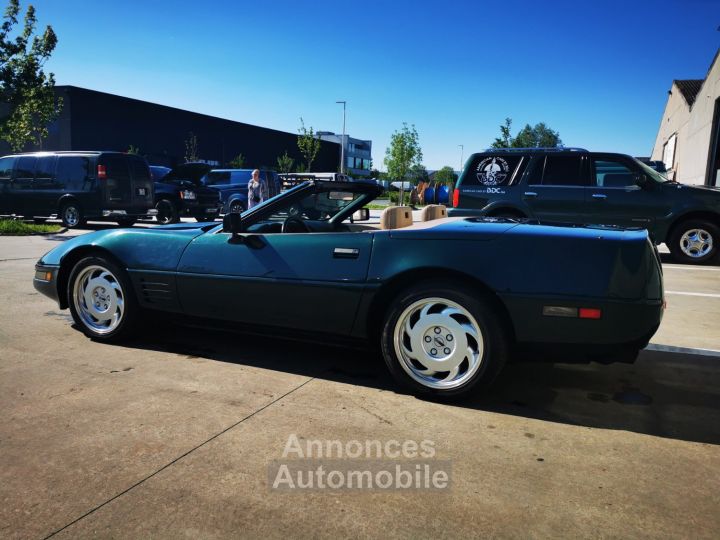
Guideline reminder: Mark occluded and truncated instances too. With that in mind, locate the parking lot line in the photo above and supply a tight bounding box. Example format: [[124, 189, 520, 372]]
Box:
[[665, 290, 720, 298]]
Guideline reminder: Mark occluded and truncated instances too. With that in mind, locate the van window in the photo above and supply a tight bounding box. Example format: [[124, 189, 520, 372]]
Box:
[[103, 155, 130, 181], [14, 156, 37, 181], [231, 171, 251, 185], [130, 158, 150, 181], [462, 155, 524, 186], [0, 156, 16, 179], [204, 171, 231, 185], [35, 156, 57, 183], [57, 156, 91, 190]]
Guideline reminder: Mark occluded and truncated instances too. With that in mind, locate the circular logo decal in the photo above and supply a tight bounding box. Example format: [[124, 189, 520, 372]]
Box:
[[476, 157, 510, 186]]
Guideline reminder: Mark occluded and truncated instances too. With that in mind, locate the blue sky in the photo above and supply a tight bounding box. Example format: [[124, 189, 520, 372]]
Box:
[[28, 0, 720, 169]]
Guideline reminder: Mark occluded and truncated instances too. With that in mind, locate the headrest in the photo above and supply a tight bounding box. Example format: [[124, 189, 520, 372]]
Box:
[[380, 206, 413, 230]]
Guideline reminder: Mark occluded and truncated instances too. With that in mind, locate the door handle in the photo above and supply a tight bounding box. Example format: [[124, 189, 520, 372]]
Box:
[[333, 248, 359, 259], [591, 193, 607, 200], [523, 192, 538, 198]]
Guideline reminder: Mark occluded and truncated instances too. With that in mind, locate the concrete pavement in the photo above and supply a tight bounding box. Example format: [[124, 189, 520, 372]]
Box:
[[0, 227, 719, 538]]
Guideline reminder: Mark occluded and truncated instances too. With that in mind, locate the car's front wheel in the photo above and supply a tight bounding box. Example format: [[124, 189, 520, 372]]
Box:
[[380, 280, 508, 400], [669, 219, 719, 264], [67, 256, 140, 341]]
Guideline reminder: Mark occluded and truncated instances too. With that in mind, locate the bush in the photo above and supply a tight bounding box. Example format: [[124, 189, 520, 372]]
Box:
[[389, 191, 412, 206]]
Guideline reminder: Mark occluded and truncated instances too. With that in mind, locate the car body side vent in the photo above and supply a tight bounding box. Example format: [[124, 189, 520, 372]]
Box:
[[129, 272, 182, 312]]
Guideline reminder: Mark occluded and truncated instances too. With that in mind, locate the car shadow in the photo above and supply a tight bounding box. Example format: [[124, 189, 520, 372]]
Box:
[[112, 321, 720, 446]]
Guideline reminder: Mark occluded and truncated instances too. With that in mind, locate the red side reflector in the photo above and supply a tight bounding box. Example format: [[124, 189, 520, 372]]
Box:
[[452, 188, 459, 208], [579, 308, 602, 320], [97, 165, 107, 179]]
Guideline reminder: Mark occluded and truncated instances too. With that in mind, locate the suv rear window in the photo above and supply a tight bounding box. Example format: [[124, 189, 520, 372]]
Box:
[[528, 155, 585, 186], [461, 155, 524, 186]]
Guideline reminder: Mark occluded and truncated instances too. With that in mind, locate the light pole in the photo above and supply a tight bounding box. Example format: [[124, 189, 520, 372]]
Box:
[[458, 144, 464, 174], [336, 100, 346, 174]]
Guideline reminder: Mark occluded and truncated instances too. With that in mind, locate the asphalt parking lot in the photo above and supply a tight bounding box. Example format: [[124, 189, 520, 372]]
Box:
[[1, 222, 719, 539]]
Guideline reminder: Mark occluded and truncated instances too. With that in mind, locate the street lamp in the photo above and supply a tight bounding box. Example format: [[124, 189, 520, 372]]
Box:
[[458, 144, 464, 174], [336, 100, 346, 174]]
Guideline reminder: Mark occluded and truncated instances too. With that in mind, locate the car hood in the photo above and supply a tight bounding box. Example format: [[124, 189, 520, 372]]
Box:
[[664, 182, 720, 196], [38, 225, 212, 271]]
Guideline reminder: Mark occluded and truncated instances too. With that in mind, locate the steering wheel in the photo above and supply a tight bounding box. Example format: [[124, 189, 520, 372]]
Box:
[[282, 216, 310, 233]]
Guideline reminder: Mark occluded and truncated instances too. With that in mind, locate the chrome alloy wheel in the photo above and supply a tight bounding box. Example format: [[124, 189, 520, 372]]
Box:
[[680, 228, 713, 259], [72, 265, 125, 334], [393, 297, 484, 389], [63, 205, 80, 227]]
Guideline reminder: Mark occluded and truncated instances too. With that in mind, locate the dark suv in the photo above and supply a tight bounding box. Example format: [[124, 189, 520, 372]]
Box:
[[450, 148, 720, 264], [150, 163, 221, 224], [202, 169, 281, 213], [0, 151, 155, 227]]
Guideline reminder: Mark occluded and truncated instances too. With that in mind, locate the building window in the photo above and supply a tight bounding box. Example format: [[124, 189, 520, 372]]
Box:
[[347, 156, 354, 169], [663, 134, 677, 170]]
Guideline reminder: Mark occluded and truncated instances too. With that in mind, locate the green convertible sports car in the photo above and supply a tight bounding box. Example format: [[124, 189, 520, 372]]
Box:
[[34, 179, 665, 399]]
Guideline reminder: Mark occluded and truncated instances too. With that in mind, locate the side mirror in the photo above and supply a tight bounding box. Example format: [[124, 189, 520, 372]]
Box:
[[352, 207, 370, 222], [223, 212, 244, 235], [636, 173, 649, 188]]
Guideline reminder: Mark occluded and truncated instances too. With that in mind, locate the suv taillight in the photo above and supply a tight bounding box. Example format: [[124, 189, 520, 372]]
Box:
[[452, 188, 459, 208], [97, 165, 107, 179]]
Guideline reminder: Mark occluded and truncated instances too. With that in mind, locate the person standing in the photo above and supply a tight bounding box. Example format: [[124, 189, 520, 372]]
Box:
[[247, 169, 266, 209]]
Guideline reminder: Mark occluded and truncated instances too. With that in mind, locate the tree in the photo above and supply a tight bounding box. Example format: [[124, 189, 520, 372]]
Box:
[[184, 132, 199, 162], [127, 144, 140, 155], [276, 151, 294, 173], [491, 118, 562, 148], [384, 123, 423, 204], [228, 153, 245, 168], [297, 118, 321, 172], [0, 0, 61, 151], [434, 166, 457, 185], [409, 163, 429, 184]]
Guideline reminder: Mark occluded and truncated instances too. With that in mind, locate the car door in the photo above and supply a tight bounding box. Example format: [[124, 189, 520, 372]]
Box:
[[12, 155, 38, 217], [521, 154, 589, 224], [0, 156, 17, 214], [586, 154, 670, 235], [176, 230, 373, 335], [31, 155, 58, 216]]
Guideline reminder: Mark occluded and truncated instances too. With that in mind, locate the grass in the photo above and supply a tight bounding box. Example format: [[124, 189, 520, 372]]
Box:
[[0, 218, 63, 235]]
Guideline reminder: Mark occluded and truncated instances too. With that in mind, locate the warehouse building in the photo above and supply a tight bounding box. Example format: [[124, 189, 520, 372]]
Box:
[[651, 49, 720, 186], [4, 86, 342, 171]]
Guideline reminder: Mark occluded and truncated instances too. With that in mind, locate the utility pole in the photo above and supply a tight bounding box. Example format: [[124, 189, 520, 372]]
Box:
[[458, 144, 464, 174], [336, 101, 346, 174]]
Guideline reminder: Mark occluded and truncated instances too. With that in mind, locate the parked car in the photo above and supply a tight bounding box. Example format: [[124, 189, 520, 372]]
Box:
[[33, 179, 663, 400], [279, 172, 352, 189], [149, 163, 221, 224], [449, 147, 720, 264], [203, 169, 281, 213], [0, 151, 156, 227]]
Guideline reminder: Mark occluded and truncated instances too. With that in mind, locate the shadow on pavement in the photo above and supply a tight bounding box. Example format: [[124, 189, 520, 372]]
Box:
[[110, 321, 720, 446]]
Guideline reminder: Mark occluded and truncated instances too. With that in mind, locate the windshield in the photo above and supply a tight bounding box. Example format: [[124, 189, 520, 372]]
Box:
[[635, 159, 672, 183]]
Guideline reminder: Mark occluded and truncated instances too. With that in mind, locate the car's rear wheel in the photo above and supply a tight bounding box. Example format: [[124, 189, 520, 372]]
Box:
[[67, 256, 139, 341], [380, 280, 508, 400], [60, 202, 85, 228], [155, 199, 179, 224], [669, 219, 719, 264]]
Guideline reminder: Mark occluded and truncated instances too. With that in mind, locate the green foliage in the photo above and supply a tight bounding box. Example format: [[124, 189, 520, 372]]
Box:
[[389, 191, 411, 206], [297, 118, 321, 172], [276, 151, 294, 173], [127, 144, 140, 155], [0, 0, 61, 151], [384, 123, 423, 184], [409, 163, 429, 184], [434, 166, 457, 185], [184, 132, 199, 162], [491, 118, 562, 149], [0, 217, 61, 235], [228, 153, 245, 168]]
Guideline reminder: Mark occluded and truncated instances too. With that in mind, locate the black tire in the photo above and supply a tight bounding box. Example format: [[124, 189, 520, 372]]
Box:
[[668, 219, 720, 264], [155, 199, 179, 224], [117, 218, 136, 227], [67, 256, 140, 342], [229, 200, 245, 214], [380, 279, 508, 400], [60, 201, 85, 228]]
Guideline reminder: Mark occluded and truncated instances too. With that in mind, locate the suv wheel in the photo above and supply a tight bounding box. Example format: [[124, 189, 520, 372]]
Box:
[[60, 202, 85, 228], [669, 219, 719, 264], [67, 256, 140, 341], [155, 199, 179, 224], [380, 280, 508, 400]]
